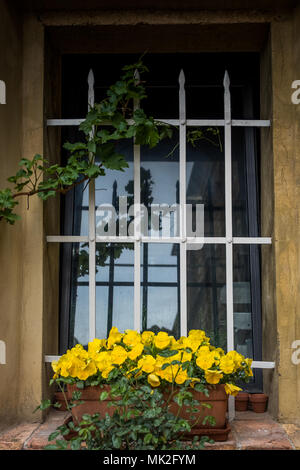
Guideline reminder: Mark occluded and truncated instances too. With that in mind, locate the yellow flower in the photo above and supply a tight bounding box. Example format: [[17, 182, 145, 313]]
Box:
[[224, 383, 242, 396], [123, 330, 141, 348], [244, 358, 253, 377], [227, 350, 243, 368], [219, 356, 235, 374], [107, 327, 123, 349], [154, 332, 171, 350], [75, 360, 97, 381], [102, 366, 114, 379], [128, 343, 144, 361], [197, 345, 210, 355], [159, 365, 175, 383], [88, 338, 106, 356], [174, 368, 189, 385], [141, 331, 155, 345], [196, 352, 215, 371], [205, 369, 223, 384], [148, 374, 161, 387], [138, 355, 156, 373], [94, 351, 112, 371], [52, 360, 59, 374], [111, 345, 128, 365]]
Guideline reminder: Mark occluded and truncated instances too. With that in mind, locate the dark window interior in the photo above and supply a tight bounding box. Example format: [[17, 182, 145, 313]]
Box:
[[59, 53, 262, 391]]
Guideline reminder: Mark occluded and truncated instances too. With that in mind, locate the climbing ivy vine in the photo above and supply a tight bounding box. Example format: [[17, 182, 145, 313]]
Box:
[[0, 59, 221, 225]]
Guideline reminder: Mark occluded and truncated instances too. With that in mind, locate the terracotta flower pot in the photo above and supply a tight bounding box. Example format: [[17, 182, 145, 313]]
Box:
[[249, 393, 268, 413], [67, 384, 119, 423], [235, 392, 249, 411], [166, 384, 228, 429]]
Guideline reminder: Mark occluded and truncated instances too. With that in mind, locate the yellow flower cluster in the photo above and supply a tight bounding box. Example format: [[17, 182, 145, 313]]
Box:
[[52, 327, 253, 396]]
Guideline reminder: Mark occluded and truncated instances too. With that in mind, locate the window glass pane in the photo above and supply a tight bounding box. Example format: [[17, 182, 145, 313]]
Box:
[[233, 245, 257, 359], [232, 127, 251, 237], [61, 128, 89, 236], [186, 127, 225, 237], [69, 242, 89, 348], [141, 138, 179, 238], [187, 244, 226, 351], [141, 243, 180, 337], [96, 243, 134, 339], [95, 137, 134, 238]]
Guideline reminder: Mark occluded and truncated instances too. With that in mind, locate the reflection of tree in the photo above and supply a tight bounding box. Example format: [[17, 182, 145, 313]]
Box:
[[76, 168, 155, 279]]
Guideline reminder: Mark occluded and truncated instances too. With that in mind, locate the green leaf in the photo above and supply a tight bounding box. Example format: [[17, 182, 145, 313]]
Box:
[[48, 430, 60, 441], [112, 435, 122, 449], [144, 433, 153, 445], [100, 391, 109, 401]]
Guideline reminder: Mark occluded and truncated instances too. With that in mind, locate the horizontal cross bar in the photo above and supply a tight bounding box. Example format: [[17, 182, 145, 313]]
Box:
[[46, 235, 272, 244], [46, 118, 271, 128]]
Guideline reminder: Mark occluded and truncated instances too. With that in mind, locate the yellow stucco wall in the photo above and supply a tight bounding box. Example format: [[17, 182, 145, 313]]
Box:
[[0, 1, 24, 428], [0, 5, 46, 426], [269, 7, 300, 423]]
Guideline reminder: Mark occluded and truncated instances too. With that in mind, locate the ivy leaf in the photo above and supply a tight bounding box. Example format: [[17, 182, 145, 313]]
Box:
[[112, 435, 122, 449]]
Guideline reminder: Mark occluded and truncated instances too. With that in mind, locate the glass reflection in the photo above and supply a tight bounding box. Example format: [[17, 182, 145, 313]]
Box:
[[141, 136, 179, 237], [96, 243, 134, 339], [95, 137, 133, 238], [186, 128, 225, 237], [187, 244, 226, 350], [233, 245, 255, 358], [141, 244, 180, 337], [69, 243, 89, 347]]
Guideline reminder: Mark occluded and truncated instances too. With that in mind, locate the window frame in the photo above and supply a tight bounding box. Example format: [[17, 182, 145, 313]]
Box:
[[45, 63, 274, 417]]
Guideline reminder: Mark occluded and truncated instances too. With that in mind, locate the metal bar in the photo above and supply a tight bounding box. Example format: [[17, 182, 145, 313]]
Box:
[[88, 69, 96, 342], [251, 361, 275, 369], [224, 71, 235, 421], [231, 119, 270, 127], [134, 70, 141, 333], [232, 237, 272, 244], [47, 235, 89, 243], [47, 235, 272, 245], [179, 70, 187, 337], [47, 118, 271, 128]]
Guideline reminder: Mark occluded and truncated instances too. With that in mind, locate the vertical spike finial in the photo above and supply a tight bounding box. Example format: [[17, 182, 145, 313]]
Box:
[[223, 70, 231, 122], [179, 69, 185, 88], [87, 69, 95, 110], [223, 70, 230, 90]]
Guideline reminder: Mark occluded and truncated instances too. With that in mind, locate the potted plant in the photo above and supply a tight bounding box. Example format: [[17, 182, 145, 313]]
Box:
[[37, 327, 253, 449]]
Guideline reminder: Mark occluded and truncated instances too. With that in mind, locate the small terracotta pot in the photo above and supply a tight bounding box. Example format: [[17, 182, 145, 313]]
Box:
[[249, 393, 268, 413], [235, 392, 249, 412]]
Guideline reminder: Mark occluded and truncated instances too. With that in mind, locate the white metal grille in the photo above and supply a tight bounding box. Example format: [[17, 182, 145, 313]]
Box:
[[45, 68, 274, 382]]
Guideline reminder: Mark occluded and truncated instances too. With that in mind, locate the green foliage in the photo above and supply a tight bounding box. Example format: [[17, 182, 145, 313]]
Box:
[[0, 59, 172, 225], [0, 58, 222, 225], [44, 377, 214, 451]]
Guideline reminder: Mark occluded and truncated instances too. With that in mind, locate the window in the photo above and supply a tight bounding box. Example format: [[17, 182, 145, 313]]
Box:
[[46, 54, 274, 393]]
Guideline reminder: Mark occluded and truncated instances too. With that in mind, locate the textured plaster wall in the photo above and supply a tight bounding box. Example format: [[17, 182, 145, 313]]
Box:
[[0, 6, 46, 425], [265, 7, 300, 423], [0, 1, 23, 428], [16, 14, 45, 422]]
